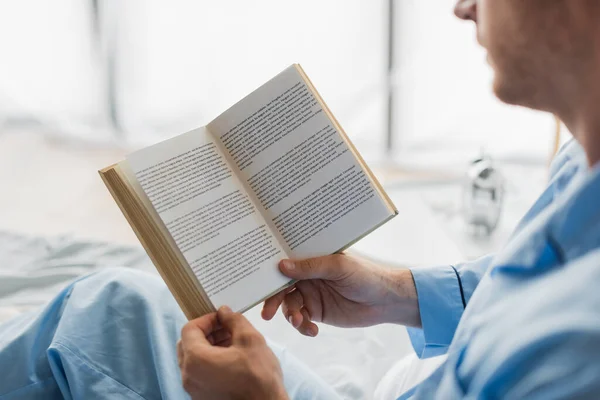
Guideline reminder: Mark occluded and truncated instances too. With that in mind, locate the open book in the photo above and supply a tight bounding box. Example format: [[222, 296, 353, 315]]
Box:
[[100, 64, 397, 320]]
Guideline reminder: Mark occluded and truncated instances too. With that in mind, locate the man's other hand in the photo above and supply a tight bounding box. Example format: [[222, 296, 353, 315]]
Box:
[[178, 306, 288, 400], [261, 253, 421, 337]]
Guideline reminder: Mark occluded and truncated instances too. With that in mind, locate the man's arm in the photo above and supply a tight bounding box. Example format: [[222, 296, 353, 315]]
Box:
[[406, 255, 494, 358], [262, 140, 585, 346], [420, 249, 600, 399]]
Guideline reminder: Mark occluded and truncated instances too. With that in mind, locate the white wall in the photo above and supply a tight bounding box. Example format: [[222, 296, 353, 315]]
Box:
[[0, 0, 563, 162], [393, 0, 558, 166], [107, 0, 387, 149], [0, 1, 109, 139]]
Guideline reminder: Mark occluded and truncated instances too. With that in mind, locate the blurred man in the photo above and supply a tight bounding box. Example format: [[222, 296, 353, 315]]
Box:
[[184, 0, 600, 398], [2, 0, 600, 399]]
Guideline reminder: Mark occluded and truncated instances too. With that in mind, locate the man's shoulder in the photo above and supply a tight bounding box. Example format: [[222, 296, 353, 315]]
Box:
[[555, 248, 600, 304], [524, 248, 600, 334], [482, 248, 600, 349], [469, 249, 600, 394], [477, 249, 600, 398]]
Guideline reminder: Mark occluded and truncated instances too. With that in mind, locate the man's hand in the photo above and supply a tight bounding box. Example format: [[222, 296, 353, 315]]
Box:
[[261, 253, 421, 337], [178, 306, 288, 400]]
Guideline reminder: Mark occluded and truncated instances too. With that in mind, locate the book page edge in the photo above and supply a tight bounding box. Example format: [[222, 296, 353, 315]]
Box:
[[98, 164, 216, 319], [116, 160, 215, 307]]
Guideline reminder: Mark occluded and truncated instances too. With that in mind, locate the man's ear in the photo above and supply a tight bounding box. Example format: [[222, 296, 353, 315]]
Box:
[[455, 0, 477, 22]]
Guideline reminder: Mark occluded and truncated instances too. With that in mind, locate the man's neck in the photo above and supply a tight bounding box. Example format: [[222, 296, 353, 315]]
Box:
[[580, 130, 600, 168], [556, 90, 600, 168]]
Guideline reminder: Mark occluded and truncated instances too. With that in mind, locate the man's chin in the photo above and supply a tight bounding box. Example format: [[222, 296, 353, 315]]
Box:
[[492, 78, 549, 113], [492, 77, 524, 107]]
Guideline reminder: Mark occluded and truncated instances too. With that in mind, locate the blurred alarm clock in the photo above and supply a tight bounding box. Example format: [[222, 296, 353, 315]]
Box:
[[462, 155, 504, 235]]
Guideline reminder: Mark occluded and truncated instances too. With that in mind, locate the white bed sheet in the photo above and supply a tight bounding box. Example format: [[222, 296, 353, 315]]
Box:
[[0, 190, 463, 399]]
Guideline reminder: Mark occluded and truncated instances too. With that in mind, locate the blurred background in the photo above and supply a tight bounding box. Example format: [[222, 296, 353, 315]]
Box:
[[0, 0, 569, 255], [0, 1, 572, 397], [0, 0, 565, 153]]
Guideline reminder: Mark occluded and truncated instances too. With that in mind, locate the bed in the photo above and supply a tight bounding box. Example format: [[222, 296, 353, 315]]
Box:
[[0, 202, 462, 398], [0, 130, 468, 398]]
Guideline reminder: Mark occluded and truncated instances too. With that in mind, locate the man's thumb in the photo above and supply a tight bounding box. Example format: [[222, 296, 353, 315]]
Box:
[[217, 306, 251, 332], [279, 255, 344, 280], [217, 306, 263, 346]]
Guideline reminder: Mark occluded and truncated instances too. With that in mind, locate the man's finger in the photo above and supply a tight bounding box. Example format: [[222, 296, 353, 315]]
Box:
[[177, 339, 184, 368], [281, 289, 304, 329], [297, 307, 319, 337], [217, 306, 263, 346], [180, 312, 220, 350], [279, 254, 347, 281], [215, 337, 232, 348], [262, 285, 295, 321], [217, 306, 254, 333], [207, 328, 232, 346]]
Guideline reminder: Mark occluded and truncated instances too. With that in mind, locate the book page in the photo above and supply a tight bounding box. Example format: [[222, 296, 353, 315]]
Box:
[[126, 127, 291, 312], [208, 65, 393, 259]]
